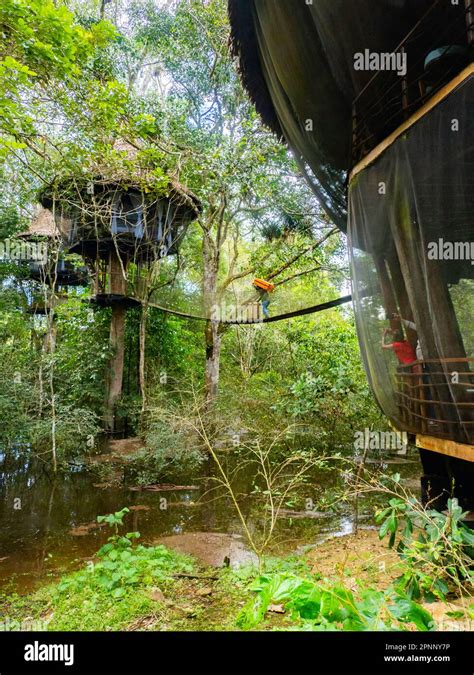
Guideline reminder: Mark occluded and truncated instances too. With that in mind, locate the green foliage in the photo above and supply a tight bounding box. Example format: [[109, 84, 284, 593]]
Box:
[[29, 404, 100, 459], [0, 0, 117, 159], [0, 296, 104, 454], [56, 511, 193, 604], [224, 313, 384, 453], [0, 512, 195, 631], [237, 573, 434, 632], [41, 538, 193, 630], [0, 308, 41, 446], [57, 535, 192, 600], [376, 497, 474, 600], [53, 300, 111, 414], [97, 507, 130, 531], [282, 315, 373, 411], [0, 205, 24, 238], [130, 407, 205, 484]]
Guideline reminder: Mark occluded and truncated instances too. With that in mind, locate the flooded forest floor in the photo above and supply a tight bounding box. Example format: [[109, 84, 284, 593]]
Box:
[[0, 441, 472, 631], [1, 529, 471, 632]]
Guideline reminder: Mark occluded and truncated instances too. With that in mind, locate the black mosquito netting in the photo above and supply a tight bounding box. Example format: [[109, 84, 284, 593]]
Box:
[[349, 73, 474, 446], [229, 0, 452, 230]]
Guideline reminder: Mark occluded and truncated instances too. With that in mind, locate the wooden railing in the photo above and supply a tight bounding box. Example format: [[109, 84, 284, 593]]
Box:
[[396, 357, 474, 444]]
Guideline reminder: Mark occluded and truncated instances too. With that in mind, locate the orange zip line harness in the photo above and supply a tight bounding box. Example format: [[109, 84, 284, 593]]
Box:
[[252, 278, 276, 292]]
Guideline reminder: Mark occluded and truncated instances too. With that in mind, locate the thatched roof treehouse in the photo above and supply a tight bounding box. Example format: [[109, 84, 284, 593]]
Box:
[[40, 141, 201, 302], [18, 208, 88, 290], [229, 0, 474, 510], [39, 140, 201, 431]]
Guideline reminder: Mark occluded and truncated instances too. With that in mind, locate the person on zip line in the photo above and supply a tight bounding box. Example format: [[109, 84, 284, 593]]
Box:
[[252, 278, 275, 319]]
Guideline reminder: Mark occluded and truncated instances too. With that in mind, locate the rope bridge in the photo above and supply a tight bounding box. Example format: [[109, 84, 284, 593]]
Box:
[[142, 294, 353, 325]]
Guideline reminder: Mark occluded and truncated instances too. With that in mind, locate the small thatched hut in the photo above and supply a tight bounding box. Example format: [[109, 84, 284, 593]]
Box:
[[18, 207, 88, 288]]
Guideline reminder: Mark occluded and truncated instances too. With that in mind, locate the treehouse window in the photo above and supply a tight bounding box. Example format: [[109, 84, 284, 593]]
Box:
[[112, 193, 144, 238]]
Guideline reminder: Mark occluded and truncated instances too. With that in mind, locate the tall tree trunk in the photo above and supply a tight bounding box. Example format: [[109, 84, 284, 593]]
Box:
[[205, 319, 222, 402], [105, 305, 126, 432], [105, 250, 127, 431], [202, 231, 220, 404], [45, 311, 57, 471], [43, 318, 57, 354], [139, 301, 148, 425]]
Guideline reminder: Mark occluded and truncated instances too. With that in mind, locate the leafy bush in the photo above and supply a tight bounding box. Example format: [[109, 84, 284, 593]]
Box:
[[1, 509, 194, 631], [30, 404, 101, 460], [271, 315, 384, 450], [376, 497, 474, 600], [57, 535, 193, 600], [54, 299, 111, 415], [126, 414, 205, 485], [44, 509, 194, 629], [237, 573, 434, 631]]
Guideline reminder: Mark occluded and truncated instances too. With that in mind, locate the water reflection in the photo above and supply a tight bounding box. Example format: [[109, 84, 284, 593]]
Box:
[[0, 446, 422, 592]]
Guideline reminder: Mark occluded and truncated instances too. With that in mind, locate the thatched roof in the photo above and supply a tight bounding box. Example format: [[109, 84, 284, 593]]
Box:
[[228, 0, 436, 143], [88, 139, 150, 184], [169, 179, 202, 215], [17, 207, 58, 239], [228, 0, 283, 141], [40, 139, 201, 216]]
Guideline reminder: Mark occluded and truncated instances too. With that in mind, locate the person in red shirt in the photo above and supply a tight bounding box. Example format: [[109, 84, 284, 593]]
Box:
[[381, 328, 417, 365]]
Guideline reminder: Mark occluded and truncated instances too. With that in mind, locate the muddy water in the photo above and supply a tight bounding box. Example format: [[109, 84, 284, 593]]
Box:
[[0, 446, 422, 592]]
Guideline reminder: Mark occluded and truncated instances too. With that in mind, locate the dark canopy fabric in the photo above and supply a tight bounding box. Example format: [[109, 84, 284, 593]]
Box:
[[349, 75, 474, 446], [229, 0, 435, 230]]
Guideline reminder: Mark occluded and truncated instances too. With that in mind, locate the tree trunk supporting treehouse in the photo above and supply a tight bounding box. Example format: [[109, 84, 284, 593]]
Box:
[[139, 301, 148, 426], [104, 249, 128, 432]]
